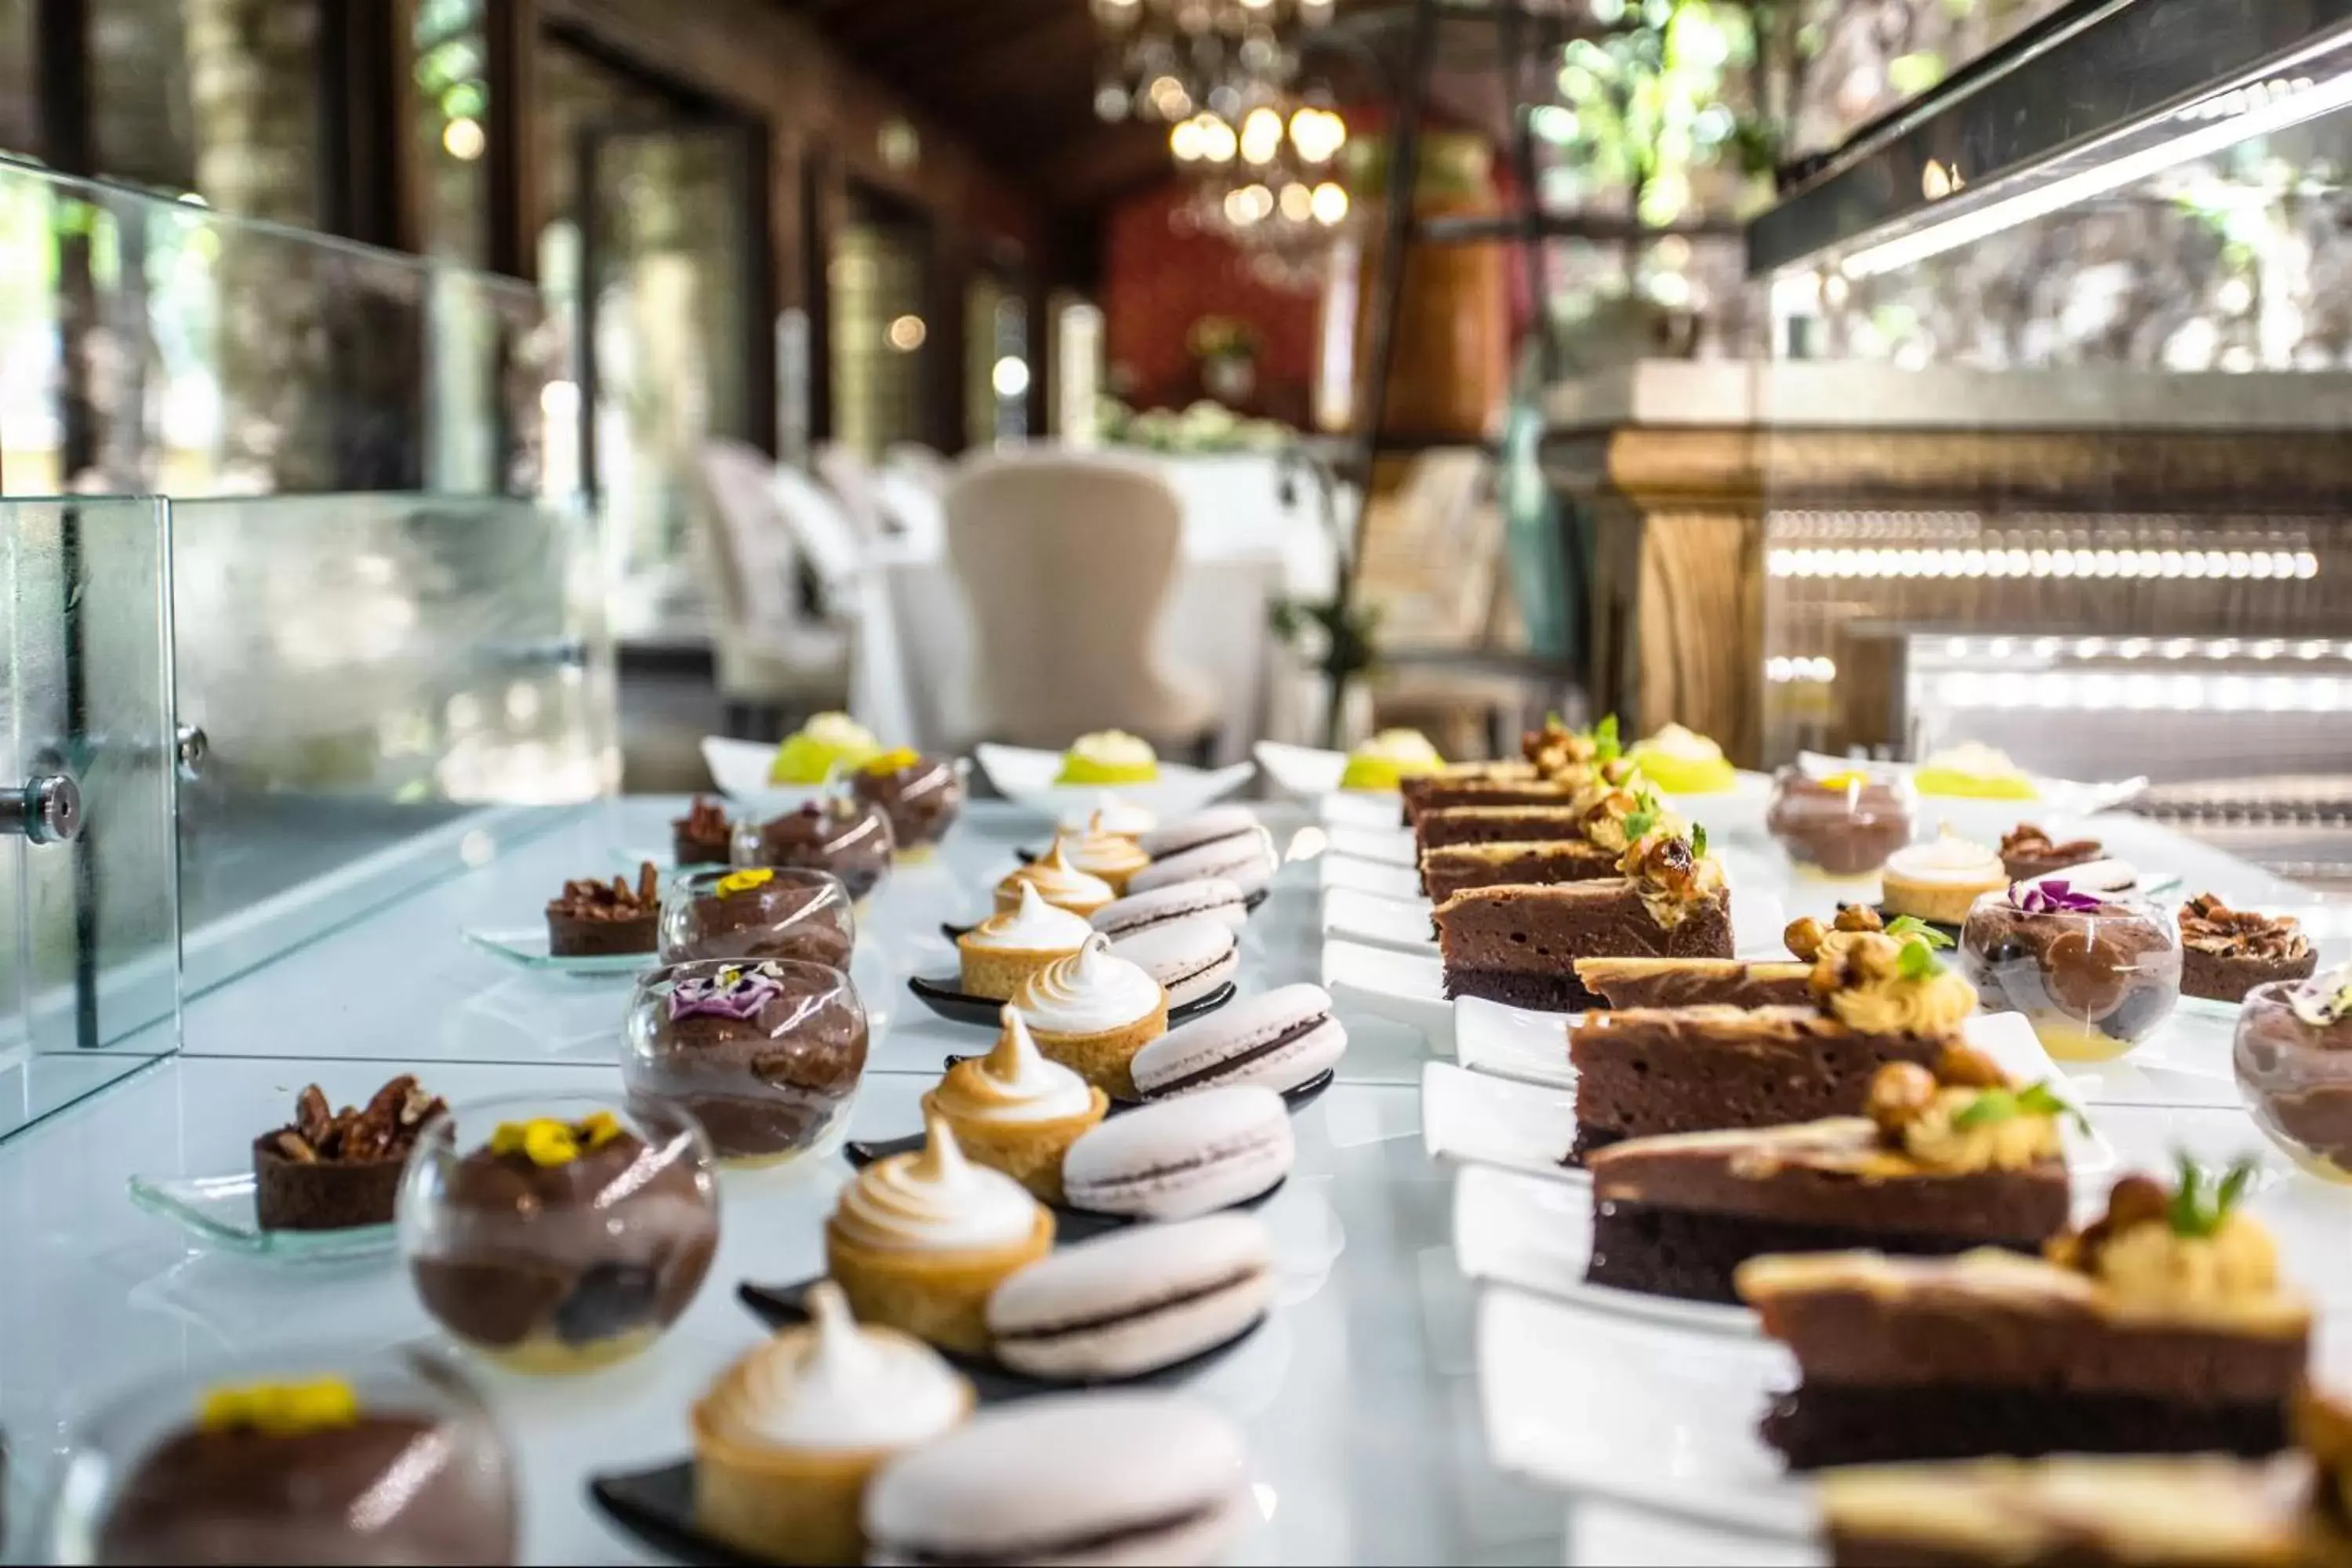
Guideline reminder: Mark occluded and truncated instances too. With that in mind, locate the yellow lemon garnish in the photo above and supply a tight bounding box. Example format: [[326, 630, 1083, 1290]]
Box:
[[713, 868, 775, 898], [523, 1120, 581, 1167], [579, 1110, 622, 1149], [861, 746, 922, 775], [199, 1377, 360, 1436], [1816, 771, 1871, 792]]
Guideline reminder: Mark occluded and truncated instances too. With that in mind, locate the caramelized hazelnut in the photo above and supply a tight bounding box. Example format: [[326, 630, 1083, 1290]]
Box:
[[1784, 916, 1828, 961], [1866, 1062, 1940, 1136], [1934, 1043, 2011, 1090], [2103, 1174, 2171, 1233], [1832, 905, 1885, 934], [1845, 932, 1903, 979]]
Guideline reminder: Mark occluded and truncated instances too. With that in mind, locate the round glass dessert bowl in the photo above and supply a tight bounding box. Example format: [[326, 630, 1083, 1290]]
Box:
[[659, 866, 855, 969], [1959, 885, 2183, 1062], [848, 749, 967, 858], [46, 1345, 518, 1566], [735, 797, 896, 906], [2232, 969, 2352, 1183], [398, 1092, 720, 1374], [624, 958, 870, 1168], [1766, 765, 1916, 882]]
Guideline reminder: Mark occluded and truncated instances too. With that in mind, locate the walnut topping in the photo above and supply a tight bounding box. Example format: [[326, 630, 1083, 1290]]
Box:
[[675, 796, 731, 840], [2179, 892, 2311, 962], [549, 861, 659, 921], [264, 1076, 445, 1167], [2002, 822, 2101, 865]]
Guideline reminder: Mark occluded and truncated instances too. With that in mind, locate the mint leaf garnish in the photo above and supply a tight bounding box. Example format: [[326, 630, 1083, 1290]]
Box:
[[1896, 938, 1941, 981], [1691, 822, 1708, 858], [2168, 1152, 2261, 1238], [1883, 914, 1954, 949], [1589, 714, 1622, 764]]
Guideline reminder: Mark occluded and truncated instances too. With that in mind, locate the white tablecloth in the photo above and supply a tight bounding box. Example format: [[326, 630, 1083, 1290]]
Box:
[[849, 453, 1339, 763]]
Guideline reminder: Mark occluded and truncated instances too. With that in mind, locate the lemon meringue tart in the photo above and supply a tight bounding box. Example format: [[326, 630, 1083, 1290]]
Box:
[[823, 1112, 1054, 1355], [924, 1007, 1109, 1204], [1058, 818, 1152, 895], [692, 1280, 971, 1564], [1012, 934, 1170, 1101], [993, 840, 1115, 920], [956, 884, 1094, 1002]]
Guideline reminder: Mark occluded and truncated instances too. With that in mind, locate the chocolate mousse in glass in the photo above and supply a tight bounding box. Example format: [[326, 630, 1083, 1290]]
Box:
[[1960, 881, 2182, 1062], [622, 958, 869, 1167], [399, 1093, 719, 1374], [1766, 766, 1915, 883], [847, 748, 965, 857], [2234, 966, 2352, 1181], [53, 1347, 517, 1566], [736, 797, 895, 904], [658, 866, 855, 969]]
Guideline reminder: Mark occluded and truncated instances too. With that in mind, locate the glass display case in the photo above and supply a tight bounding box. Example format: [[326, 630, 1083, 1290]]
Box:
[[1745, 0, 2352, 876]]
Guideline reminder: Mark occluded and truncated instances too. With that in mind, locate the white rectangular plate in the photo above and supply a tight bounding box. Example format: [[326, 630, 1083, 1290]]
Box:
[[1446, 1008, 2114, 1178], [1319, 790, 1404, 830], [1322, 888, 1438, 956], [1478, 1286, 1812, 1536], [1326, 823, 1417, 867], [1319, 854, 1422, 901], [1254, 739, 1348, 798], [973, 743, 1256, 826], [1423, 1062, 1579, 1180], [1452, 1163, 1756, 1335], [1323, 939, 1454, 1050]]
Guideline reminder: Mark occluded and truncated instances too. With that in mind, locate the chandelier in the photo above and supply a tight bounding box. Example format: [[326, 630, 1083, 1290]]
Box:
[[1169, 96, 1353, 291], [1090, 0, 1338, 126]]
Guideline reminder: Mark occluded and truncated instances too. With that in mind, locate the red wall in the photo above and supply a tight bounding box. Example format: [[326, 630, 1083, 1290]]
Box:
[[1101, 180, 1322, 421]]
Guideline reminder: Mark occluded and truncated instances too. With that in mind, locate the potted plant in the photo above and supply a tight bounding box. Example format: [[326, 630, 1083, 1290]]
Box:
[[1188, 316, 1262, 405]]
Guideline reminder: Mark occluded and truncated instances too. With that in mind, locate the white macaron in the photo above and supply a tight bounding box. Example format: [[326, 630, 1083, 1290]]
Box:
[[1137, 806, 1261, 860], [1062, 1084, 1294, 1220], [1131, 982, 1347, 1098], [985, 1212, 1274, 1381], [1129, 825, 1279, 898], [1090, 877, 1250, 938], [1107, 914, 1240, 1009]]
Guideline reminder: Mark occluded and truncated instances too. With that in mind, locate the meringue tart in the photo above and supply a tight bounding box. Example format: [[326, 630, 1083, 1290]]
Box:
[[693, 1281, 971, 1565], [823, 1113, 1054, 1355], [924, 1007, 1109, 1204], [1056, 818, 1151, 895], [1011, 934, 1169, 1101], [993, 840, 1115, 920], [956, 884, 1093, 1002]]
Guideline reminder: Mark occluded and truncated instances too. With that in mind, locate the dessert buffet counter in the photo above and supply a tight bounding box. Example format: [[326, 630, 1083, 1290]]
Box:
[[9, 793, 2351, 1563]]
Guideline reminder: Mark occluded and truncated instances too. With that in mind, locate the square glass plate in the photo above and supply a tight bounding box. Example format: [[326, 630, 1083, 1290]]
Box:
[[463, 926, 656, 978], [126, 1173, 398, 1265]]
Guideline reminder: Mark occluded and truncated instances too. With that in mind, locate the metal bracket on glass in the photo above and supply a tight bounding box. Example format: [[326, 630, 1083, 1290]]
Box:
[[1, 773, 82, 844], [176, 724, 208, 780]]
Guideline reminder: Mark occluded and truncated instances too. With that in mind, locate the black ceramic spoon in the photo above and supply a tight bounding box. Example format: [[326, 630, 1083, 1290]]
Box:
[[587, 1464, 761, 1568], [920, 1058, 1335, 1117], [939, 886, 1266, 942], [904, 976, 1236, 1029]]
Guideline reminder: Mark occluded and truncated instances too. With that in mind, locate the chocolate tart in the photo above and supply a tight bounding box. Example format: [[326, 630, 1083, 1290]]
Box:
[[672, 797, 734, 868], [2002, 822, 2103, 883], [252, 1077, 445, 1232], [546, 862, 660, 956], [2183, 895, 2318, 1004]]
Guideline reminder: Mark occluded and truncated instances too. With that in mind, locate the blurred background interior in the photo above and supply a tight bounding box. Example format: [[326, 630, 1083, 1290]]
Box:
[[7, 0, 2352, 1091]]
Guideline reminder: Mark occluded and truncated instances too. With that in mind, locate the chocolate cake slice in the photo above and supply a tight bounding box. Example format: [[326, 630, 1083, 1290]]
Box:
[[1573, 957, 1813, 1010], [1414, 805, 1597, 853], [1421, 840, 1623, 902], [1585, 1052, 2072, 1304], [1399, 771, 1570, 824], [1740, 1165, 2310, 1472]]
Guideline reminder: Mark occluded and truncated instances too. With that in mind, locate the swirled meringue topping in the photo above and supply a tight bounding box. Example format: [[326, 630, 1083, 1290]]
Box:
[[931, 1008, 1100, 1124], [831, 1112, 1040, 1253], [1061, 821, 1150, 884], [1014, 934, 1163, 1037], [994, 841, 1114, 914], [962, 883, 1093, 954], [699, 1280, 967, 1452], [1088, 793, 1157, 839]]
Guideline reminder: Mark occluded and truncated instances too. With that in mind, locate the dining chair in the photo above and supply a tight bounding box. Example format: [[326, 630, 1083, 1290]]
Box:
[[695, 440, 853, 736], [944, 452, 1220, 755]]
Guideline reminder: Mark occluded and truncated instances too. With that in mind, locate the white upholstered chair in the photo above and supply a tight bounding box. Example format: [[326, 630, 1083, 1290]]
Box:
[[943, 452, 1220, 754], [695, 440, 852, 733]]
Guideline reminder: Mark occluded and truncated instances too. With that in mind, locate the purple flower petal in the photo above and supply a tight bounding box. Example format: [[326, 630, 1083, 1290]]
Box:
[[669, 967, 786, 1022], [2009, 879, 2103, 914]]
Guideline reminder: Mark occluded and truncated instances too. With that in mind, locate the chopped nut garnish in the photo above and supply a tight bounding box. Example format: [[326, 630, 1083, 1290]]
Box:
[[548, 861, 660, 921], [676, 796, 731, 839], [2179, 892, 2311, 962], [263, 1076, 444, 1166], [1832, 905, 1885, 934], [1934, 1042, 2010, 1089], [274, 1131, 318, 1163], [2002, 823, 2101, 866], [295, 1084, 332, 1145], [1866, 1062, 1939, 1136], [1784, 916, 1827, 962]]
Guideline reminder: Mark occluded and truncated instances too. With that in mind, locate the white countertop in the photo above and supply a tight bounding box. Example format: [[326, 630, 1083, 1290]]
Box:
[[5, 793, 2346, 1564]]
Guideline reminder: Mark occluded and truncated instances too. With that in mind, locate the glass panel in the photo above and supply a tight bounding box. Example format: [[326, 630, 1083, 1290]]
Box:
[[414, 0, 490, 267], [87, 0, 322, 224], [169, 492, 613, 991], [0, 155, 548, 500], [833, 200, 934, 458], [0, 495, 179, 1141]]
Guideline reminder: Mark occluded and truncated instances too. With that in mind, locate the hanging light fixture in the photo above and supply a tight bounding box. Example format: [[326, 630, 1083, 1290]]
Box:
[[1092, 0, 1338, 125], [1169, 90, 1355, 292]]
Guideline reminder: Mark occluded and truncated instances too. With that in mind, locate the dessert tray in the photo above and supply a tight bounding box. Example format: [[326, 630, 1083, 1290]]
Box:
[[125, 1173, 399, 1265], [460, 927, 654, 978], [972, 744, 1256, 825]]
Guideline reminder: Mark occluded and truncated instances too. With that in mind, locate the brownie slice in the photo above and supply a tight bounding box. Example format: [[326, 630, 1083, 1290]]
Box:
[[1399, 768, 1563, 824], [1434, 880, 1733, 1013], [1421, 840, 1621, 902], [1415, 806, 1595, 853], [1740, 1251, 2309, 1471], [1573, 957, 1813, 1010], [1568, 1007, 1947, 1157], [1585, 1120, 2069, 1304]]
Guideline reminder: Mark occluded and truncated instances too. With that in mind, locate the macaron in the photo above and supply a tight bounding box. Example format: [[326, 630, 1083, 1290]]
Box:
[[985, 1213, 1274, 1380], [1138, 806, 1261, 861], [863, 1392, 1250, 1566], [1129, 826, 1279, 899], [1132, 982, 1347, 1098], [1062, 1084, 1294, 1219], [1091, 877, 1250, 938], [1106, 915, 1240, 1009]]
